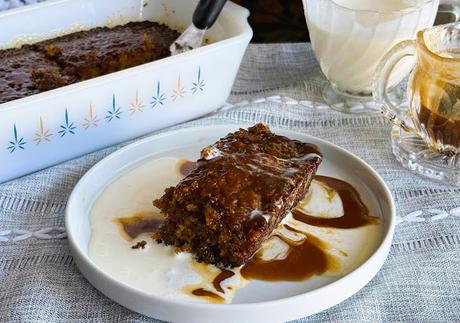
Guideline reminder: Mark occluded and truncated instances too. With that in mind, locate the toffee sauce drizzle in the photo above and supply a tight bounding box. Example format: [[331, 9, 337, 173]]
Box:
[[212, 269, 235, 293], [241, 175, 377, 281], [292, 175, 378, 229], [178, 159, 198, 177], [177, 141, 322, 179], [116, 212, 163, 240], [190, 268, 235, 301], [191, 288, 224, 302], [240, 229, 330, 281]]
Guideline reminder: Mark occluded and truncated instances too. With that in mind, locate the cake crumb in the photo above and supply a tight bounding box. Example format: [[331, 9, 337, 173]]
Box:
[[131, 240, 147, 249]]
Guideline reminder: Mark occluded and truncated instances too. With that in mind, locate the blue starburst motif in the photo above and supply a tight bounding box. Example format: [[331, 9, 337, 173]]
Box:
[[58, 109, 76, 137], [191, 67, 205, 94], [150, 81, 166, 108], [7, 124, 26, 153], [105, 95, 123, 122]]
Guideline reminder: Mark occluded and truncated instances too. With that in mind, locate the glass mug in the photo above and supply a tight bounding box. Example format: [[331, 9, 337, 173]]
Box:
[[374, 22, 460, 156], [303, 0, 458, 114]]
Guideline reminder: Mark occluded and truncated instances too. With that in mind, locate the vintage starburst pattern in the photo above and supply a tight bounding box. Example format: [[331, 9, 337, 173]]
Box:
[[150, 81, 166, 108], [83, 104, 100, 129], [106, 95, 123, 122], [7, 124, 26, 153], [191, 67, 205, 94], [58, 109, 76, 137], [34, 116, 53, 144], [129, 90, 145, 115], [171, 75, 186, 101]]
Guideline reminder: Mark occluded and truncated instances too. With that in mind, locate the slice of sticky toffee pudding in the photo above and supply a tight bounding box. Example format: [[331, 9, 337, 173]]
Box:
[[154, 124, 322, 267]]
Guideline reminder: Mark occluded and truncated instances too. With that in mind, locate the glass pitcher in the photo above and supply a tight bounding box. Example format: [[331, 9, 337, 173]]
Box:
[[374, 22, 460, 156]]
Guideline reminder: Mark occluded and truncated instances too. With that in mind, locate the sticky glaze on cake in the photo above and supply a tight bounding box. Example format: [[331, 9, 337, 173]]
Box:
[[0, 21, 179, 104], [0, 45, 70, 103], [154, 124, 322, 267]]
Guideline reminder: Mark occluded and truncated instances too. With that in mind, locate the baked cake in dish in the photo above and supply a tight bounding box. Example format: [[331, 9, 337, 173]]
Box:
[[154, 124, 322, 267], [0, 46, 70, 103], [0, 21, 179, 104]]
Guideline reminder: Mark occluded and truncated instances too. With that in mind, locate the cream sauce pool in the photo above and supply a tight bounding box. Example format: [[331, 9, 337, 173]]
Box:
[[88, 157, 382, 304]]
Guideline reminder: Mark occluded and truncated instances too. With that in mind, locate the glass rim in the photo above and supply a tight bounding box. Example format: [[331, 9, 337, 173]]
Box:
[[418, 22, 460, 64], [327, 0, 435, 15]]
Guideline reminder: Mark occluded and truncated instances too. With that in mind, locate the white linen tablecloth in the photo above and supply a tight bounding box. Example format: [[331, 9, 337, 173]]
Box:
[[0, 5, 459, 320]]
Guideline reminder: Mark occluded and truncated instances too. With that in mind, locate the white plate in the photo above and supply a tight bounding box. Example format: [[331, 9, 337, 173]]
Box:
[[66, 124, 395, 323]]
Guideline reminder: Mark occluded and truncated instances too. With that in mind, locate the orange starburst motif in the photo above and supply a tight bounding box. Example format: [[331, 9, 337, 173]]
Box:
[[83, 104, 100, 129], [171, 75, 186, 101], [34, 116, 53, 144], [129, 89, 145, 115]]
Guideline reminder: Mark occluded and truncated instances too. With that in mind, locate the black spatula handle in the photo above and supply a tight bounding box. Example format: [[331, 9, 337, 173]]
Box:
[[193, 0, 228, 30]]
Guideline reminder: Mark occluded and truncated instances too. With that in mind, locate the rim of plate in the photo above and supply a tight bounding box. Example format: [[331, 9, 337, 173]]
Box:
[[66, 123, 396, 310]]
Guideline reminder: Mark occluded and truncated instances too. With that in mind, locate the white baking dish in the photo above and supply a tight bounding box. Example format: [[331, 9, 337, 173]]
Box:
[[0, 0, 252, 183]]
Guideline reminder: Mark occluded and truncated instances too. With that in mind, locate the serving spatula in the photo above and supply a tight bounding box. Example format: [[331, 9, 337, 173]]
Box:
[[170, 0, 227, 55]]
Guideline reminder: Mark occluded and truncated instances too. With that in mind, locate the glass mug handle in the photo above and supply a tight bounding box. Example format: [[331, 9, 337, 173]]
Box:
[[374, 0, 460, 131], [373, 40, 416, 132]]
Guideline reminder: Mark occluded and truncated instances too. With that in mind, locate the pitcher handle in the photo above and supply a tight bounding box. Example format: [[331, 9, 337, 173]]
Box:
[[438, 0, 460, 23], [373, 40, 416, 132]]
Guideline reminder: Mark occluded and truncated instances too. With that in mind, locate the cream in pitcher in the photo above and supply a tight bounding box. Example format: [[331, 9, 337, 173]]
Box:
[[303, 0, 439, 96]]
